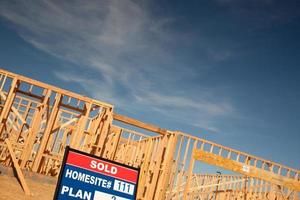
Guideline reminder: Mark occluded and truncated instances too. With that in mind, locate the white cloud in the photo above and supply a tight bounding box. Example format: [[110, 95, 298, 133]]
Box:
[[0, 0, 236, 132]]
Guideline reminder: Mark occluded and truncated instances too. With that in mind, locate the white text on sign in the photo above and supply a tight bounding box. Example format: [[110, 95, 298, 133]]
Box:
[[113, 180, 135, 195], [61, 185, 91, 200], [90, 160, 118, 175], [65, 169, 112, 189]]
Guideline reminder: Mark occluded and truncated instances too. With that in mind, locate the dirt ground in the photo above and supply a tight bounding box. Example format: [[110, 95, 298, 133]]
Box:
[[0, 175, 56, 200]]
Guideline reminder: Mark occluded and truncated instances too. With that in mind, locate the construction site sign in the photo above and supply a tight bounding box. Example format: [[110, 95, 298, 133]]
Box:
[[54, 147, 140, 200]]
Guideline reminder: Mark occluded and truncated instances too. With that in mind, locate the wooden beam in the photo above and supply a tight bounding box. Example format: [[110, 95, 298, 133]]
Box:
[[106, 125, 122, 160], [113, 113, 168, 135], [183, 141, 198, 200], [52, 117, 79, 133], [193, 149, 300, 191], [60, 102, 85, 113], [0, 78, 18, 133], [170, 177, 246, 194], [155, 133, 178, 200], [20, 90, 52, 168], [95, 108, 113, 156], [0, 90, 29, 128], [16, 89, 44, 101], [70, 102, 92, 148], [32, 93, 62, 172], [0, 69, 113, 108], [145, 135, 168, 199], [11, 106, 27, 125], [5, 139, 31, 196]]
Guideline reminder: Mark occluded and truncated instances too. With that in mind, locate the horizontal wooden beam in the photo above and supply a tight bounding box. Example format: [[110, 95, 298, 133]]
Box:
[[113, 113, 168, 135], [16, 89, 44, 100], [178, 130, 300, 175], [193, 149, 300, 191], [0, 69, 113, 108]]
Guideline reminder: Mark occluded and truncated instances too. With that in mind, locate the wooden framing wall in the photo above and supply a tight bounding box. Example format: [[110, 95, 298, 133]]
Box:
[[0, 69, 299, 200], [169, 132, 300, 200], [0, 69, 113, 175]]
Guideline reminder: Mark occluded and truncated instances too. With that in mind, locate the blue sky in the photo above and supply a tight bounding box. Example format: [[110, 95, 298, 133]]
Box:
[[0, 0, 299, 170]]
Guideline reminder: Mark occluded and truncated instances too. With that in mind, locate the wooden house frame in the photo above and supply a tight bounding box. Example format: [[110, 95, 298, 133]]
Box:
[[0, 69, 299, 199]]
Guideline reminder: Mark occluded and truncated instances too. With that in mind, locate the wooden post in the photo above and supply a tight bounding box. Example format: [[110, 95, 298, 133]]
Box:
[[243, 176, 248, 200], [294, 191, 299, 200], [0, 78, 18, 134], [214, 172, 221, 200], [70, 102, 92, 149], [166, 135, 184, 200], [155, 133, 178, 200], [183, 141, 198, 200], [32, 93, 62, 172], [83, 110, 106, 153], [20, 89, 52, 168], [176, 137, 191, 198], [108, 126, 122, 160], [145, 135, 168, 199], [95, 108, 113, 156], [5, 139, 31, 196]]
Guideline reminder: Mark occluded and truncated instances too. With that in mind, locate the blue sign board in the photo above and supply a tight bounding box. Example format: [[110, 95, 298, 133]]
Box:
[[54, 147, 140, 200]]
